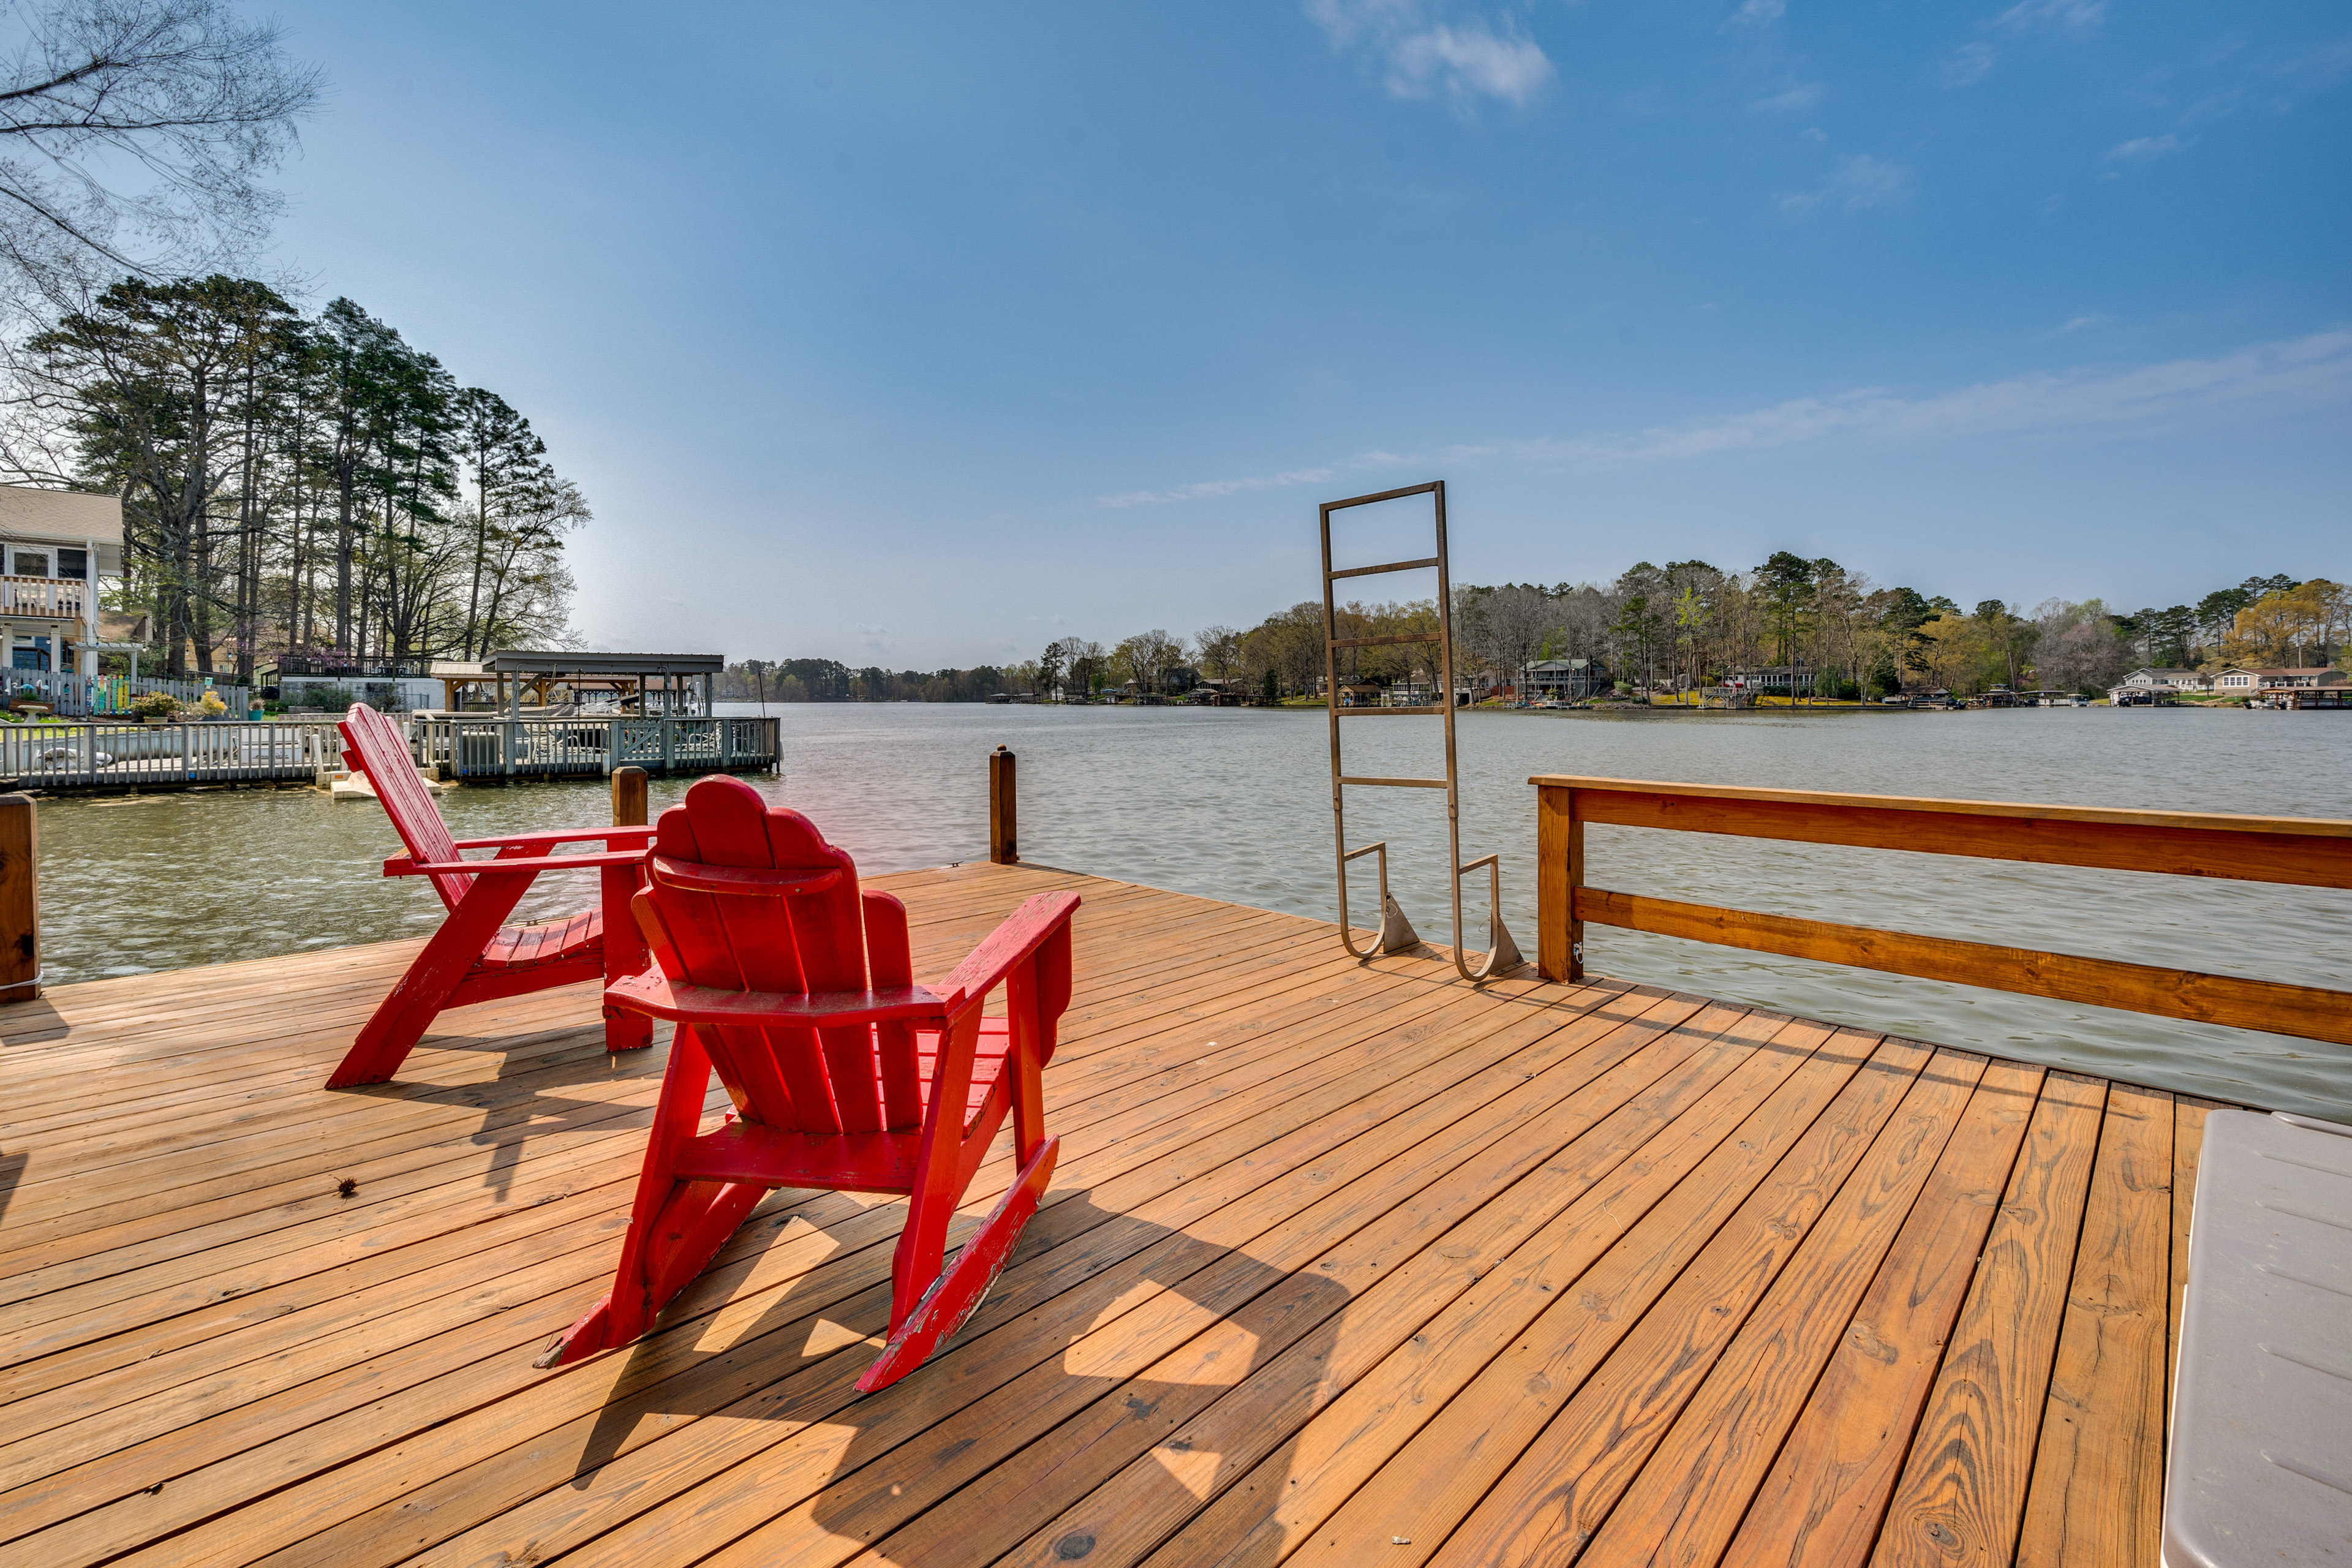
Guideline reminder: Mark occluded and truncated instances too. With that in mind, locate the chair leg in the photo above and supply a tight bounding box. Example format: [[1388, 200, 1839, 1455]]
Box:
[[859, 1135, 1058, 1393], [330, 875, 531, 1088], [599, 861, 653, 1054], [538, 1027, 763, 1368], [1006, 962, 1049, 1167], [889, 1178, 955, 1337]]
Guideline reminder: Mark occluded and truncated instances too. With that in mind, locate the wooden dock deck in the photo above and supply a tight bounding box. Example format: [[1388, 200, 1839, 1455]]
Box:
[[0, 862, 2212, 1567]]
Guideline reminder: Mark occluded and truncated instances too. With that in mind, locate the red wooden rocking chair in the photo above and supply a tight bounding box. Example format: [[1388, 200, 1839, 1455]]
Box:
[[537, 774, 1077, 1392], [328, 703, 657, 1089]]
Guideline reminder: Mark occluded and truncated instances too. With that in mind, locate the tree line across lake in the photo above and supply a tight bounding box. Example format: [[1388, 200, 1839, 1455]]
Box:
[[715, 560, 2349, 704]]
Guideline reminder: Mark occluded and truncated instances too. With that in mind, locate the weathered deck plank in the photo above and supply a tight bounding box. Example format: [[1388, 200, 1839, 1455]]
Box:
[[0, 862, 2211, 1567]]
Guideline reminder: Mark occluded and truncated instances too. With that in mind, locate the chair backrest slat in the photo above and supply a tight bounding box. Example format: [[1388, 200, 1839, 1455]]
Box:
[[862, 891, 925, 1130], [337, 704, 469, 911], [647, 775, 895, 1136]]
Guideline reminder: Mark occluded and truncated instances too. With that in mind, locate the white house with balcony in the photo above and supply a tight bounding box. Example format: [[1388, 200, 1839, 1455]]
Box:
[[0, 483, 119, 701]]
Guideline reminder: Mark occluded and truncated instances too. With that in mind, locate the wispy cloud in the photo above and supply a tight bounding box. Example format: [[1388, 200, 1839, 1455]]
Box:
[[2046, 312, 2112, 336], [2105, 132, 2184, 166], [1730, 0, 1785, 24], [1941, 40, 1995, 88], [1537, 332, 2352, 463], [1947, 0, 2101, 89], [1993, 0, 2106, 34], [1306, 1, 1554, 106], [1752, 83, 1822, 112], [1099, 333, 2352, 503], [1101, 466, 1339, 508], [1778, 153, 1910, 215]]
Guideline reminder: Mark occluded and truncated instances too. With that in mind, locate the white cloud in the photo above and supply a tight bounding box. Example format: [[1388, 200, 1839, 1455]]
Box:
[[1752, 83, 1822, 112], [1305, 2, 1554, 106], [1100, 332, 2352, 503], [1389, 23, 1553, 102], [1942, 41, 1996, 88], [1731, 0, 1786, 24], [2049, 313, 2111, 335], [2105, 133, 2184, 165], [1778, 153, 1910, 215]]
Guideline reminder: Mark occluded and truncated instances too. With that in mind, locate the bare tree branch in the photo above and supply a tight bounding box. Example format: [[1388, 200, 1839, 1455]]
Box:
[[0, 0, 322, 300]]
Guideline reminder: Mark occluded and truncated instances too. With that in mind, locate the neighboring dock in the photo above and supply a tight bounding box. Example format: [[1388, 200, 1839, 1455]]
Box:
[[0, 713, 782, 796], [0, 862, 2212, 1567]]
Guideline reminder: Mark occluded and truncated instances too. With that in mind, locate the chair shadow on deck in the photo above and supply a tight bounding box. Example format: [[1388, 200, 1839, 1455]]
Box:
[[563, 1182, 1348, 1563], [328, 1000, 665, 1200]]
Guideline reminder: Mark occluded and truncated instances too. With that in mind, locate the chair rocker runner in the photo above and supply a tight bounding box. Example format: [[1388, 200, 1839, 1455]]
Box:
[[539, 775, 1078, 1393], [328, 703, 657, 1088]]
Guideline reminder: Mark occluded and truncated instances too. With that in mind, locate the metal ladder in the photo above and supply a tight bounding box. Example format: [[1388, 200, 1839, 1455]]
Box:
[[1320, 480, 1522, 981]]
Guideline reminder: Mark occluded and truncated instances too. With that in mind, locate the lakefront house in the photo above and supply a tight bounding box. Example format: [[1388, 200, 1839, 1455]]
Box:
[[0, 481, 125, 710], [2214, 665, 2346, 692], [2115, 666, 2212, 693]]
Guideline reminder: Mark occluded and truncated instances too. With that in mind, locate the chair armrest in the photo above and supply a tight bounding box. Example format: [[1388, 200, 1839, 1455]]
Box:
[[383, 848, 652, 877], [932, 891, 1082, 1014], [604, 970, 951, 1029], [448, 826, 655, 851]]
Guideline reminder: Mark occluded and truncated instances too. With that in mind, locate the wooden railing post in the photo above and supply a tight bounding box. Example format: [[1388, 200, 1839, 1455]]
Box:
[[0, 793, 36, 1003], [612, 765, 649, 828], [1537, 784, 1583, 982], [989, 745, 1018, 865]]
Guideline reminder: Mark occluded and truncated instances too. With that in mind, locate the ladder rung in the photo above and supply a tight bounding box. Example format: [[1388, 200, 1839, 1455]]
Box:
[[1338, 774, 1448, 789], [1335, 705, 1445, 716], [1327, 556, 1439, 581], [1327, 631, 1439, 649]]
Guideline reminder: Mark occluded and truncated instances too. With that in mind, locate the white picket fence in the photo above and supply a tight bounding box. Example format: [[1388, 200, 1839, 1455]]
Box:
[[0, 720, 339, 790]]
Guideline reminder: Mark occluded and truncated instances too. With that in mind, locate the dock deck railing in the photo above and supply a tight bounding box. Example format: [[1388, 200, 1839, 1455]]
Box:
[[408, 714, 780, 780], [1533, 775, 2352, 1047], [0, 712, 780, 792], [0, 718, 341, 790]]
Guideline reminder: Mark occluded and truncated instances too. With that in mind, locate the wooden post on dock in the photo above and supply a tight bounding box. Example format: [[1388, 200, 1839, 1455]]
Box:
[[1536, 783, 1582, 984], [989, 746, 1017, 865], [612, 765, 649, 827], [0, 793, 36, 1003]]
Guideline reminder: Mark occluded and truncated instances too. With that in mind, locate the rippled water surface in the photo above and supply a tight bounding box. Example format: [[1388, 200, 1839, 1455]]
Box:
[[32, 701, 2352, 1118]]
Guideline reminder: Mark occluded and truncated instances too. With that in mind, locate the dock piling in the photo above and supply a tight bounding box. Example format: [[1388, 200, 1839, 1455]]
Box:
[[0, 793, 36, 1003], [990, 746, 1017, 864], [612, 765, 649, 827]]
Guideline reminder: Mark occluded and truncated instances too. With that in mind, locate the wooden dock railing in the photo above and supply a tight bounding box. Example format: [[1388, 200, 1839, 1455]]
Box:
[[1533, 775, 2352, 1047]]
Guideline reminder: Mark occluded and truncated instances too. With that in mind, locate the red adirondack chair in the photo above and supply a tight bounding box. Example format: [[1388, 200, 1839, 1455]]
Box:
[[538, 774, 1078, 1392], [328, 703, 657, 1089]]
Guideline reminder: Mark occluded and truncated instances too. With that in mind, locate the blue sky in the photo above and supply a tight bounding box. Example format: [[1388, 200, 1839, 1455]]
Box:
[[261, 1, 2349, 667]]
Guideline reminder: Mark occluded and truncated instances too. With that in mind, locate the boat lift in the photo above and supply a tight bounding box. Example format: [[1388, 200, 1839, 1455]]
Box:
[[1320, 480, 1521, 981]]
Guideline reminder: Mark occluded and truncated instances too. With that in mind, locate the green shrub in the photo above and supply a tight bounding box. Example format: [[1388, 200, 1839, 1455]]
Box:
[[131, 690, 179, 720]]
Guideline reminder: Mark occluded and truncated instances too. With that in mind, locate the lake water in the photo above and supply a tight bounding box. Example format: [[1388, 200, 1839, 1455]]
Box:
[[30, 701, 2352, 1120]]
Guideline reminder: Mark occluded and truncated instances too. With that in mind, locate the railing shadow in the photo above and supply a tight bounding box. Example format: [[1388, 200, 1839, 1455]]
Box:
[[0, 1148, 26, 1225], [560, 1187, 1342, 1561], [335, 1011, 665, 1200]]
